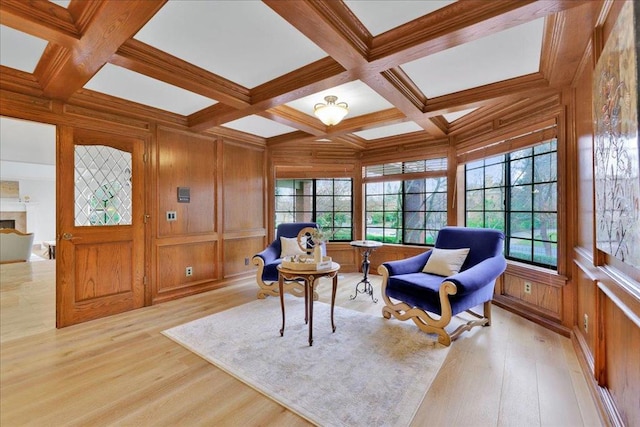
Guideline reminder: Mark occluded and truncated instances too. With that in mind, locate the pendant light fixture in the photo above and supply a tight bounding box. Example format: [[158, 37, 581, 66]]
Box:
[[313, 95, 349, 126]]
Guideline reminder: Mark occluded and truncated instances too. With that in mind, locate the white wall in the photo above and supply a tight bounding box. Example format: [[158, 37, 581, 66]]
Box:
[[0, 162, 56, 244], [0, 117, 56, 245]]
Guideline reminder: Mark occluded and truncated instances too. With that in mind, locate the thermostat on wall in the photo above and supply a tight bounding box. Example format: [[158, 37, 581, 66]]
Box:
[[177, 187, 190, 203]]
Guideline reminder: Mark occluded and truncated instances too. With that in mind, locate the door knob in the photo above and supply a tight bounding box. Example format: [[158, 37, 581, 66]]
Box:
[[62, 233, 74, 240]]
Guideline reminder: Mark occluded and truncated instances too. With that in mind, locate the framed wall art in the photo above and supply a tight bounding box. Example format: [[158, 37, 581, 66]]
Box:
[[593, 0, 640, 268]]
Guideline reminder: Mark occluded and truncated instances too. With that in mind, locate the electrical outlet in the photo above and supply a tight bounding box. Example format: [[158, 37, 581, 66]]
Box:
[[166, 211, 177, 221], [524, 281, 532, 294], [583, 313, 588, 333], [244, 257, 250, 266], [185, 266, 193, 277]]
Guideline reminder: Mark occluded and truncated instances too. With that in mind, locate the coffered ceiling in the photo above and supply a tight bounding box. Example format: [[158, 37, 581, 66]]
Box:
[[0, 0, 595, 149]]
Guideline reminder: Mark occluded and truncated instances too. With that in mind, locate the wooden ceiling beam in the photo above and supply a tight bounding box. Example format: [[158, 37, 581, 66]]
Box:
[[364, 72, 447, 137], [0, 0, 79, 49], [251, 57, 350, 107], [188, 103, 243, 131], [260, 105, 326, 136], [188, 57, 353, 132], [0, 66, 44, 98], [424, 73, 550, 115], [263, 0, 370, 70], [270, 108, 406, 146], [540, 1, 601, 88], [333, 135, 367, 151], [368, 0, 586, 68], [266, 131, 316, 147], [331, 108, 407, 134], [38, 0, 167, 101], [268, 130, 368, 151], [350, 0, 586, 142], [111, 39, 250, 108], [262, 0, 437, 143], [0, 0, 591, 152]]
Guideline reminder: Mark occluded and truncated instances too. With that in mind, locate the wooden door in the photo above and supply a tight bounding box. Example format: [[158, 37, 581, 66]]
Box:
[[56, 126, 146, 327]]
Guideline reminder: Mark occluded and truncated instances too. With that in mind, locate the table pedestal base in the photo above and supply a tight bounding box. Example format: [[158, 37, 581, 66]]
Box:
[[349, 242, 380, 303], [350, 278, 377, 303]]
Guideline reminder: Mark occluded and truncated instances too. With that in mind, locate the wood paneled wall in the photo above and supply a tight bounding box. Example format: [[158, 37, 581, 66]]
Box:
[[156, 127, 216, 237], [151, 127, 220, 303], [570, 2, 640, 425], [222, 141, 267, 279]]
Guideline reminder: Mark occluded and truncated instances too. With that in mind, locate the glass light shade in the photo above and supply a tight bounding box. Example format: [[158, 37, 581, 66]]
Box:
[[314, 95, 348, 126]]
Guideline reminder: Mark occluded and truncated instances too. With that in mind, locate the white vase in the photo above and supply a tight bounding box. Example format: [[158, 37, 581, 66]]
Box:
[[314, 244, 322, 263]]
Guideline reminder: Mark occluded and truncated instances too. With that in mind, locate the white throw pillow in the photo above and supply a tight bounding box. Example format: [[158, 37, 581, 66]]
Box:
[[280, 236, 307, 258], [422, 247, 470, 277]]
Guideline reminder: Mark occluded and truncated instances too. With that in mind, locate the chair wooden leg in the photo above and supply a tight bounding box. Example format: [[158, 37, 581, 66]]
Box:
[[379, 266, 495, 345], [449, 302, 492, 341], [379, 267, 458, 346], [484, 300, 492, 326], [253, 257, 318, 299]]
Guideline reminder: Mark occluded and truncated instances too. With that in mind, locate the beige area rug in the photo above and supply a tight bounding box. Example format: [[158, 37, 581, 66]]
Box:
[[162, 296, 450, 427]]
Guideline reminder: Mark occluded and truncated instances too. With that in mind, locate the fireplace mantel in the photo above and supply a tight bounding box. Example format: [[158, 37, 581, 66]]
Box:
[[0, 200, 40, 234], [0, 200, 28, 212]]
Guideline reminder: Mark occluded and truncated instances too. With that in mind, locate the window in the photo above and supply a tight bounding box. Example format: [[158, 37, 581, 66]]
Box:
[[364, 158, 448, 245], [465, 139, 558, 268], [405, 177, 448, 245], [275, 179, 352, 241], [75, 145, 132, 226], [365, 181, 402, 244]]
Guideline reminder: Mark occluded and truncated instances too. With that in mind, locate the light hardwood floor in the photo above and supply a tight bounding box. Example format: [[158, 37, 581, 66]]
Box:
[[1, 260, 603, 426]]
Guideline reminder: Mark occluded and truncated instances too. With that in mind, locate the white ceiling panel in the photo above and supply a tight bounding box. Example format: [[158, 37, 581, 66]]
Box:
[[401, 18, 544, 98], [354, 121, 423, 140], [443, 108, 477, 123], [345, 0, 455, 36], [286, 80, 394, 120], [50, 0, 70, 7], [133, 0, 327, 88], [0, 25, 48, 73], [84, 64, 216, 116], [223, 115, 297, 138]]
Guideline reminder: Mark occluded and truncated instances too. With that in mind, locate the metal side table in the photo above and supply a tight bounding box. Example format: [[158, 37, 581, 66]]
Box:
[[349, 240, 382, 303]]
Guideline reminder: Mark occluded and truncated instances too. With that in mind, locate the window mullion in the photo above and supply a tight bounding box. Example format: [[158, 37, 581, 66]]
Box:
[[504, 155, 511, 258], [312, 179, 317, 223]]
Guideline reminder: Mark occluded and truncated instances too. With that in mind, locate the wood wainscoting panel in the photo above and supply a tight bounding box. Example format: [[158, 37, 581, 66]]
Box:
[[223, 142, 265, 232], [574, 258, 598, 366], [602, 295, 640, 426], [156, 128, 216, 237], [156, 241, 217, 295], [74, 241, 132, 301], [326, 243, 359, 273], [223, 236, 265, 279], [502, 273, 561, 319]]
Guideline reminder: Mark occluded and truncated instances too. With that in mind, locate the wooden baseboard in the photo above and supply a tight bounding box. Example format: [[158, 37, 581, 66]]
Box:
[[492, 295, 571, 337], [571, 328, 624, 427]]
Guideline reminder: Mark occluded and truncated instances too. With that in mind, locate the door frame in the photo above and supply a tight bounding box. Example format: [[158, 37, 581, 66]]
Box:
[[55, 125, 150, 327]]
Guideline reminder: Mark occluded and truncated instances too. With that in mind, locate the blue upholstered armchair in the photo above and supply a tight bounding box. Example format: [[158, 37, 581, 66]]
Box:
[[377, 226, 507, 346], [252, 222, 322, 299]]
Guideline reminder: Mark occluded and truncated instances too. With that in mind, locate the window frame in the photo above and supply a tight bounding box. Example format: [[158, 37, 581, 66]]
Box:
[[274, 178, 353, 242], [363, 158, 448, 246], [464, 139, 559, 269]]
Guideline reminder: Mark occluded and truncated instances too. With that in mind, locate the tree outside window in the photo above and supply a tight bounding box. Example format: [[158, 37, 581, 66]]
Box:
[[465, 139, 558, 268], [275, 179, 352, 241], [365, 173, 448, 245]]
